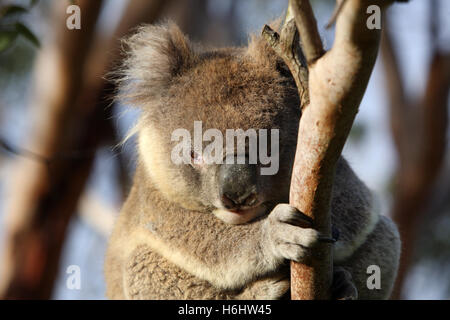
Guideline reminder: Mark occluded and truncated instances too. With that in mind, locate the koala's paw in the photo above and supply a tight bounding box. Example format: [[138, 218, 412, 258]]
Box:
[[236, 274, 290, 300], [262, 204, 319, 264], [331, 267, 358, 300]]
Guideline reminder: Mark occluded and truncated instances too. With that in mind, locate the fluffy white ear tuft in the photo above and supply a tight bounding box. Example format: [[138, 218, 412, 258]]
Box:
[[113, 22, 195, 106]]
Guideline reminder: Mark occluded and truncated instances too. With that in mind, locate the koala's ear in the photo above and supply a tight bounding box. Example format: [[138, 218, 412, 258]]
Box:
[[114, 22, 195, 105], [246, 19, 284, 69], [246, 18, 298, 80], [246, 34, 279, 67]]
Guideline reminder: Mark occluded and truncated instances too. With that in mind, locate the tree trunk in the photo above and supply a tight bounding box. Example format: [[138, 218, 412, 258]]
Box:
[[0, 0, 169, 299], [264, 0, 396, 299]]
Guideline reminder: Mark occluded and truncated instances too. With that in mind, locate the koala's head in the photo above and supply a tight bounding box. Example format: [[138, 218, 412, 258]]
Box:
[[117, 22, 300, 224]]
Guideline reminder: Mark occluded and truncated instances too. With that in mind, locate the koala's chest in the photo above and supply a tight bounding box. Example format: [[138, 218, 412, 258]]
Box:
[[125, 244, 239, 299]]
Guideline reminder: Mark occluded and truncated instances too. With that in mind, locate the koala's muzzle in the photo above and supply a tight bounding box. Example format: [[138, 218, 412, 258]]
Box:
[[219, 158, 259, 211]]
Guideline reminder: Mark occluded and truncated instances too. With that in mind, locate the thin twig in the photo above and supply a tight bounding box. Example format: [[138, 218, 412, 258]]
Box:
[[289, 0, 324, 64], [262, 20, 309, 109], [325, 0, 347, 29]]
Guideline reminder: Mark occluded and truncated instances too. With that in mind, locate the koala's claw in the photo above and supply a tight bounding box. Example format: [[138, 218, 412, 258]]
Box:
[[331, 267, 358, 300], [263, 204, 320, 263], [271, 203, 313, 228]]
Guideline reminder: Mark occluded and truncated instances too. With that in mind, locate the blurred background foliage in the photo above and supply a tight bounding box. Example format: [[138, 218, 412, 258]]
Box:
[[0, 0, 449, 299]]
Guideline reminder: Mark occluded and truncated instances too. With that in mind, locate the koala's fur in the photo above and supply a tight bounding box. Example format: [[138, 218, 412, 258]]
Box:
[[105, 22, 400, 300]]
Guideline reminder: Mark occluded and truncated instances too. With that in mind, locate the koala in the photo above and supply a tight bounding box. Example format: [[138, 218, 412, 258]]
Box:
[[104, 22, 401, 300]]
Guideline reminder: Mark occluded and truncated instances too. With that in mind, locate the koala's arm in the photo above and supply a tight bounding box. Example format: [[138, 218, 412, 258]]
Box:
[[332, 215, 400, 299], [329, 158, 401, 299]]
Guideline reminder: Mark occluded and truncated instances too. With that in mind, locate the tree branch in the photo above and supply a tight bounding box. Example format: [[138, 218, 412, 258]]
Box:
[[289, 0, 324, 65], [380, 4, 449, 298], [389, 51, 450, 300], [380, 26, 412, 164], [262, 20, 309, 109], [264, 0, 395, 299], [0, 0, 169, 299], [0, 0, 104, 299]]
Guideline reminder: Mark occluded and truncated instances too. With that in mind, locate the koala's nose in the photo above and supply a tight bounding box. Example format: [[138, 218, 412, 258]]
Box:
[[219, 158, 258, 209]]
